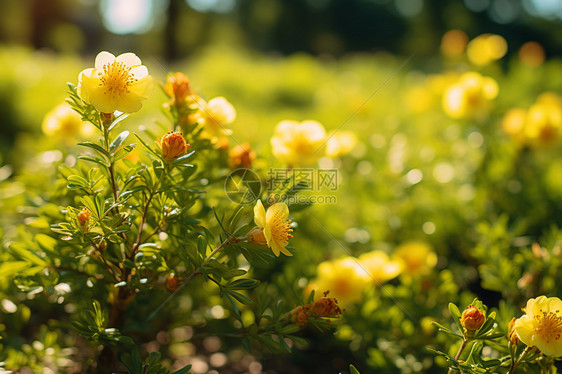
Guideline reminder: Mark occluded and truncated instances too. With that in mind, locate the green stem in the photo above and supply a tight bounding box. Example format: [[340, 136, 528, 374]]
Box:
[[448, 338, 469, 374], [507, 346, 533, 374], [145, 236, 240, 322]]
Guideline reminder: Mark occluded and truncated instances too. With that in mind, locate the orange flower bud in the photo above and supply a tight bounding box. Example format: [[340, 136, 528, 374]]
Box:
[[461, 305, 485, 334], [158, 131, 190, 163], [165, 274, 181, 292], [77, 208, 91, 231], [288, 305, 311, 326], [508, 317, 519, 345], [229, 142, 257, 169], [164, 72, 193, 107]]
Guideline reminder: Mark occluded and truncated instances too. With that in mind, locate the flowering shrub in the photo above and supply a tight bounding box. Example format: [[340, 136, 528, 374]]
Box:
[[1, 29, 562, 373]]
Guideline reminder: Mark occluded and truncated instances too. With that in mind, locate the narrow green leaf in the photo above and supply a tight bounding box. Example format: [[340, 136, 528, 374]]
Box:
[[78, 142, 111, 158], [109, 130, 130, 153]]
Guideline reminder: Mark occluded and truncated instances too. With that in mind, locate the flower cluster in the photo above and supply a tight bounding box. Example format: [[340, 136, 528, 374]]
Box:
[[502, 92, 562, 146], [442, 71, 499, 120]]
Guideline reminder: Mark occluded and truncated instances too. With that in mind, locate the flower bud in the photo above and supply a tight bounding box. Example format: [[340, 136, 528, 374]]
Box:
[[77, 208, 91, 232], [164, 72, 193, 108], [460, 305, 485, 335], [229, 142, 256, 169], [248, 227, 267, 245], [158, 131, 190, 163], [166, 274, 181, 292], [508, 317, 519, 346]]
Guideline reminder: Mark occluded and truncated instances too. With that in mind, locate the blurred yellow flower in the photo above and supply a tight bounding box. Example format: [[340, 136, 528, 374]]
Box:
[[392, 241, 437, 277], [504, 93, 562, 147], [502, 108, 527, 143], [271, 120, 327, 167], [441, 30, 468, 58], [190, 96, 236, 140], [514, 296, 562, 357], [325, 131, 357, 158], [312, 257, 369, 306], [467, 34, 508, 66], [525, 93, 562, 145], [229, 142, 256, 169], [42, 103, 94, 141], [357, 250, 402, 285], [250, 199, 293, 257], [442, 72, 498, 119], [77, 51, 152, 114]]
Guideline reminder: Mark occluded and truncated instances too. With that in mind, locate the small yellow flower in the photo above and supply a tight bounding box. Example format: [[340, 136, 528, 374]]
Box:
[[392, 241, 437, 277], [77, 51, 152, 113], [357, 250, 402, 285], [442, 72, 498, 119], [157, 131, 190, 163], [250, 199, 293, 257], [325, 131, 357, 158], [189, 96, 236, 140], [461, 305, 485, 335], [514, 296, 562, 357], [271, 120, 327, 167], [311, 257, 370, 306], [466, 34, 508, 66], [524, 93, 562, 145], [42, 103, 95, 141]]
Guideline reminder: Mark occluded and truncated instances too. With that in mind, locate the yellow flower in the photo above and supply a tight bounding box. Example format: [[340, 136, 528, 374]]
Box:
[[514, 296, 562, 357], [271, 120, 327, 167], [392, 241, 437, 277], [77, 51, 152, 113], [357, 250, 402, 285], [189, 96, 236, 140], [325, 131, 357, 158], [250, 199, 293, 257], [524, 93, 562, 145], [42, 103, 95, 141], [157, 131, 190, 163], [442, 72, 498, 119], [466, 34, 508, 66], [312, 257, 370, 306]]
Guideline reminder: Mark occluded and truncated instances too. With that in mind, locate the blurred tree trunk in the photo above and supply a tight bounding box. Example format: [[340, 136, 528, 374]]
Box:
[[30, 0, 61, 49], [165, 0, 180, 61]]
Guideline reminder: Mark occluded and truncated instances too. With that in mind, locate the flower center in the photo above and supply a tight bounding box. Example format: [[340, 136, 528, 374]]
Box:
[[270, 211, 293, 244], [98, 61, 137, 96], [535, 309, 562, 343]]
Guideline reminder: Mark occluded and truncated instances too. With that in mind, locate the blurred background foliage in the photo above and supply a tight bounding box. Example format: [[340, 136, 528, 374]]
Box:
[[2, 0, 562, 373]]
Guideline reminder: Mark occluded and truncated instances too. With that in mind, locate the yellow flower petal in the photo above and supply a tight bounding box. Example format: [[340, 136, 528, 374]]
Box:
[[265, 202, 289, 223], [95, 51, 116, 69], [253, 200, 266, 228]]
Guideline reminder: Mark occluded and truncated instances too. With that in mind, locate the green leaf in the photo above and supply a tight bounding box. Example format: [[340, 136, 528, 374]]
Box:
[[0, 261, 32, 278], [78, 142, 111, 159], [135, 134, 161, 159], [229, 278, 260, 290], [107, 113, 129, 131], [78, 155, 109, 168], [67, 175, 89, 189], [113, 145, 136, 162], [110, 130, 130, 153], [349, 364, 360, 374]]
